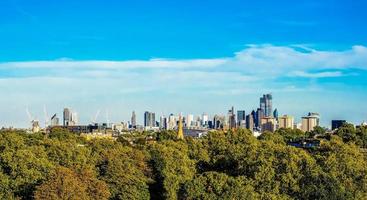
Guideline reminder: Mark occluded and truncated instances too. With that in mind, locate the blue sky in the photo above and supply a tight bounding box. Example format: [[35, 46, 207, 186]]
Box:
[[0, 0, 367, 127]]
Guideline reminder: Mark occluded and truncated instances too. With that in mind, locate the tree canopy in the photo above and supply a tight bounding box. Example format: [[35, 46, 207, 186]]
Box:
[[1, 125, 367, 199]]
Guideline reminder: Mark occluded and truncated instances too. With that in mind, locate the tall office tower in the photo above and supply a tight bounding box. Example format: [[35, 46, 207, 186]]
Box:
[[278, 115, 294, 129], [261, 117, 277, 132], [202, 113, 209, 127], [71, 112, 78, 125], [245, 114, 254, 131], [331, 120, 346, 130], [301, 114, 319, 132], [168, 114, 176, 130], [255, 108, 263, 128], [131, 111, 136, 128], [237, 110, 246, 127], [63, 108, 71, 126], [177, 114, 184, 140], [228, 106, 236, 129], [151, 112, 156, 127], [187, 114, 194, 127], [50, 114, 59, 126], [273, 108, 278, 119], [260, 94, 273, 117], [144, 111, 152, 127]]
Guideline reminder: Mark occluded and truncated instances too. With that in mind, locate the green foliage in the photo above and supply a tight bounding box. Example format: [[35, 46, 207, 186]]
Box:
[[34, 166, 110, 200], [150, 141, 196, 200], [184, 172, 259, 200], [1, 127, 367, 199]]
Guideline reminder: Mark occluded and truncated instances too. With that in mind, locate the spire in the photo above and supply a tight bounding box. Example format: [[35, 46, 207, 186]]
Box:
[[177, 113, 184, 140]]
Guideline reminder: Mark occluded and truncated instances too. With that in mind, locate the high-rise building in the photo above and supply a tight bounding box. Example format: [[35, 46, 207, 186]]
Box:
[[187, 114, 194, 127], [255, 108, 263, 128], [50, 114, 59, 126], [63, 108, 71, 126], [202, 113, 209, 127], [301, 115, 319, 132], [332, 120, 346, 130], [131, 111, 136, 128], [228, 106, 236, 129], [260, 94, 273, 117], [273, 108, 278, 119], [71, 112, 78, 125], [144, 111, 156, 127], [237, 110, 246, 127], [261, 117, 276, 132], [278, 115, 294, 129], [168, 114, 176, 130], [246, 114, 254, 131]]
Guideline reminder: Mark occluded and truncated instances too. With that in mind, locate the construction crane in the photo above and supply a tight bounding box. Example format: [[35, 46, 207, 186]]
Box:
[[91, 109, 100, 124]]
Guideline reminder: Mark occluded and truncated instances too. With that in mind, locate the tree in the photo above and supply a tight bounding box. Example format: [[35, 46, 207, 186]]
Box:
[[183, 172, 259, 200], [96, 144, 151, 200], [150, 141, 196, 200], [35, 166, 89, 200], [335, 123, 358, 143]]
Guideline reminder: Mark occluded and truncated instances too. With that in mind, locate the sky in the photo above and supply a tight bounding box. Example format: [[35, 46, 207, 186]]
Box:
[[0, 0, 367, 128]]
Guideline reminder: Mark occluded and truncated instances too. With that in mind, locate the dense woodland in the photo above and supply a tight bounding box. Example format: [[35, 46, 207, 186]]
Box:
[[1, 123, 367, 200]]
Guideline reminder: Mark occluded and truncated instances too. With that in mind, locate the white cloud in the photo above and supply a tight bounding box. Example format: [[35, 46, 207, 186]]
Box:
[[288, 71, 344, 78], [0, 44, 366, 127]]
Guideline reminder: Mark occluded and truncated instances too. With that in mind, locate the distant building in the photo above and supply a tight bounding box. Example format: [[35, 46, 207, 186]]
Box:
[[202, 113, 209, 127], [246, 114, 254, 131], [273, 108, 278, 119], [255, 108, 263, 128], [63, 108, 71, 126], [131, 111, 136, 128], [168, 114, 176, 130], [260, 94, 273, 117], [228, 107, 236, 129], [331, 120, 346, 130], [213, 115, 225, 129], [301, 113, 320, 132], [278, 115, 294, 129], [63, 108, 77, 126], [144, 111, 156, 127], [261, 117, 276, 132], [187, 114, 194, 127], [237, 110, 246, 127]]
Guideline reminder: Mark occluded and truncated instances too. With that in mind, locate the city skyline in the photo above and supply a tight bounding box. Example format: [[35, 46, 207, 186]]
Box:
[[0, 0, 367, 127]]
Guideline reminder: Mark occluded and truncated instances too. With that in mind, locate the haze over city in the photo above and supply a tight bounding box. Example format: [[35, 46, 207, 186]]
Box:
[[1, 0, 367, 128]]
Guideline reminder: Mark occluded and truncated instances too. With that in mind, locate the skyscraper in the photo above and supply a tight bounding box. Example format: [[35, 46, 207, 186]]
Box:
[[237, 110, 246, 127], [260, 94, 273, 117], [144, 111, 156, 127], [202, 113, 209, 127], [131, 111, 136, 128], [228, 106, 236, 129], [246, 114, 254, 131], [63, 108, 71, 126], [255, 108, 263, 128], [187, 114, 194, 127], [273, 108, 278, 119]]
